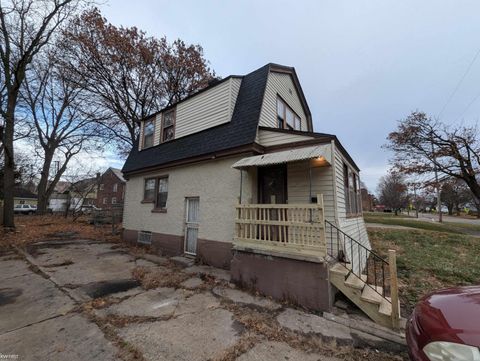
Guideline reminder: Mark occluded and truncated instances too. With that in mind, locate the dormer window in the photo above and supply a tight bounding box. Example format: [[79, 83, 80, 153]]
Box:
[[143, 119, 155, 148], [276, 96, 301, 131], [162, 109, 175, 142]]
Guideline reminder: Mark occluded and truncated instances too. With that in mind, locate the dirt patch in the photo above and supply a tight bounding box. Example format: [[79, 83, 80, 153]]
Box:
[[0, 215, 121, 250], [81, 279, 141, 299], [42, 259, 74, 268], [0, 288, 23, 306], [132, 266, 190, 290]]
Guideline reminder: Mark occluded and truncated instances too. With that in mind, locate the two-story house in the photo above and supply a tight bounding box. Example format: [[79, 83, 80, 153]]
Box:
[[96, 167, 126, 209], [122, 63, 401, 329]]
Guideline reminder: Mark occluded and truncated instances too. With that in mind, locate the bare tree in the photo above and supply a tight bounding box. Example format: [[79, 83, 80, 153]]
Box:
[[0, 0, 86, 228], [386, 111, 480, 205], [22, 50, 104, 214], [60, 8, 215, 155], [377, 171, 408, 215], [440, 178, 471, 215]]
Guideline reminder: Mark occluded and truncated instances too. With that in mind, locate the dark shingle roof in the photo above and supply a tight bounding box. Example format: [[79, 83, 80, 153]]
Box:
[[122, 64, 271, 175], [14, 187, 37, 199]]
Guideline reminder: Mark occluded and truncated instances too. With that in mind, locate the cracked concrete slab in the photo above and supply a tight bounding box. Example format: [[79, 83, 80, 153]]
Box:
[[0, 314, 118, 361], [0, 256, 31, 281], [213, 287, 281, 310], [119, 308, 240, 361], [100, 288, 219, 319], [236, 341, 341, 361], [277, 308, 353, 346], [99, 287, 188, 318], [29, 242, 137, 286], [0, 272, 74, 334]]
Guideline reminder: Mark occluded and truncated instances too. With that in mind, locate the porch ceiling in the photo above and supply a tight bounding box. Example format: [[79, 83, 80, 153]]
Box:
[[231, 144, 332, 169]]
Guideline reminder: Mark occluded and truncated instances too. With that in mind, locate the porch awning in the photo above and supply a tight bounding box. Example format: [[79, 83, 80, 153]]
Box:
[[231, 144, 332, 169]]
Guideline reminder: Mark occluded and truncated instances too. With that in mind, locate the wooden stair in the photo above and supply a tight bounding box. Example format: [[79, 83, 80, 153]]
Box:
[[329, 263, 400, 329]]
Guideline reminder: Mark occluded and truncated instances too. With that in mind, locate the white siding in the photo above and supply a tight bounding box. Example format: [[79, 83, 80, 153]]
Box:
[[287, 160, 335, 222], [332, 144, 370, 273], [123, 155, 254, 243], [257, 129, 314, 147], [258, 71, 309, 131], [146, 77, 242, 148]]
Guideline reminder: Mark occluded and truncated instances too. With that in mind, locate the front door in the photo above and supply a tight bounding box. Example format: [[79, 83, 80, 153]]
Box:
[[258, 165, 287, 204], [184, 197, 200, 255], [258, 165, 287, 242]]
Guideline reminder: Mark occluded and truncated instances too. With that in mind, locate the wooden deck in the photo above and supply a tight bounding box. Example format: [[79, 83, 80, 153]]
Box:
[[234, 195, 326, 260]]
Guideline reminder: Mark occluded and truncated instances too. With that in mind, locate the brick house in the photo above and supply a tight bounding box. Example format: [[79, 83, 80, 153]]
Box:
[[95, 167, 126, 209]]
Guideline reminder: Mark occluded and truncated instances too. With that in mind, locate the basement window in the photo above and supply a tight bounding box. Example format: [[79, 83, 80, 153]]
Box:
[[137, 231, 152, 245]]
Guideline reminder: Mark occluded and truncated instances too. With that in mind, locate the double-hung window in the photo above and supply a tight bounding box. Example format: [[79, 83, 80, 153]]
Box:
[[343, 163, 361, 216], [156, 177, 168, 209], [143, 176, 169, 211], [143, 119, 155, 148], [162, 110, 175, 142], [276, 97, 301, 131], [143, 178, 156, 202]]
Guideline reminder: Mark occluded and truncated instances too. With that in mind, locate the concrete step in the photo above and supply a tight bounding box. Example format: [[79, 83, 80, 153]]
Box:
[[361, 286, 384, 305], [379, 299, 392, 316], [345, 273, 367, 290], [329, 263, 350, 277]]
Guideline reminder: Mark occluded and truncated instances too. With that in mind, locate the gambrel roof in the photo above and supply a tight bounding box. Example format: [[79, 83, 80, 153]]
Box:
[[122, 64, 312, 176]]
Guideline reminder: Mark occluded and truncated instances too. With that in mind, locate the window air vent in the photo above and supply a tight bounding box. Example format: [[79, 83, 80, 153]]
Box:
[[137, 231, 152, 245]]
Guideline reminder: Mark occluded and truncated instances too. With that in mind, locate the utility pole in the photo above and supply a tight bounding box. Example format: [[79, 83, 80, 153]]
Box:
[[430, 135, 442, 223], [413, 182, 419, 218]]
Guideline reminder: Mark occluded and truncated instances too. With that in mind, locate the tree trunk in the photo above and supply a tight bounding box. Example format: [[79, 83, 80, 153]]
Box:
[[36, 149, 54, 214], [2, 100, 16, 228], [448, 205, 453, 216]]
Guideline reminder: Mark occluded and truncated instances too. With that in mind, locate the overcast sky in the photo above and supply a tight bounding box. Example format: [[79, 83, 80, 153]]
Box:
[[100, 0, 480, 192]]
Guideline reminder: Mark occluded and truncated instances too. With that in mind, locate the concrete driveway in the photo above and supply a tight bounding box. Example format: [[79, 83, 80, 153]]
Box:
[[0, 239, 406, 361]]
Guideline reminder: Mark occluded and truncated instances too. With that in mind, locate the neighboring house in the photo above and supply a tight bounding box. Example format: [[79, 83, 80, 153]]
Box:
[[68, 178, 97, 210], [95, 168, 126, 209], [122, 63, 400, 328], [361, 188, 375, 212], [48, 181, 71, 212], [14, 187, 37, 206]]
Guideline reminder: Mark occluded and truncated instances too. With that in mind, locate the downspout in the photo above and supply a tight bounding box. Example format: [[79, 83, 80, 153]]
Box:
[[331, 140, 340, 226], [239, 169, 243, 204], [309, 161, 313, 222], [309, 163, 312, 203]]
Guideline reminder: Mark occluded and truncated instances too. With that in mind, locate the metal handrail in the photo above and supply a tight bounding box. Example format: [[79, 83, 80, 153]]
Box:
[[325, 219, 391, 303]]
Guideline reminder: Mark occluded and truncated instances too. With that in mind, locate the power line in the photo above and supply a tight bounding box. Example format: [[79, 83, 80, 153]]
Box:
[[455, 89, 480, 123], [437, 47, 480, 119]]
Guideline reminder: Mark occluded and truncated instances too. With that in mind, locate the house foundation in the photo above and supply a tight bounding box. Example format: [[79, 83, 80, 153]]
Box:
[[230, 250, 333, 311], [123, 229, 184, 256]]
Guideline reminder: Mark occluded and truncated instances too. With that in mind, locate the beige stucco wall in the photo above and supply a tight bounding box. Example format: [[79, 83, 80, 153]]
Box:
[[258, 71, 309, 131], [123, 154, 255, 244]]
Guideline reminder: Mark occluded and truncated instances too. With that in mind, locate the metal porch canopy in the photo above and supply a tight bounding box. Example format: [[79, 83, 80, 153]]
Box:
[[231, 144, 332, 169]]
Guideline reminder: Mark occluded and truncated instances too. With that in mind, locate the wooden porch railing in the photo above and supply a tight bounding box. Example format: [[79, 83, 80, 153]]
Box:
[[234, 194, 326, 259]]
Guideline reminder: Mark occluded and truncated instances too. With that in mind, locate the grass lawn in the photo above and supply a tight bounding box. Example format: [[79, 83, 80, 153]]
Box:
[[364, 212, 480, 235], [368, 228, 480, 315]]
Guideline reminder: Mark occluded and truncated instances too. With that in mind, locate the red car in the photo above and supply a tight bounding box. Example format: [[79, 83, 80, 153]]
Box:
[[407, 286, 480, 361]]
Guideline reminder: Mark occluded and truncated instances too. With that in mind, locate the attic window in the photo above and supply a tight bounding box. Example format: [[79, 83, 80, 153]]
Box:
[[162, 109, 175, 142], [143, 119, 155, 148], [276, 97, 301, 131]]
